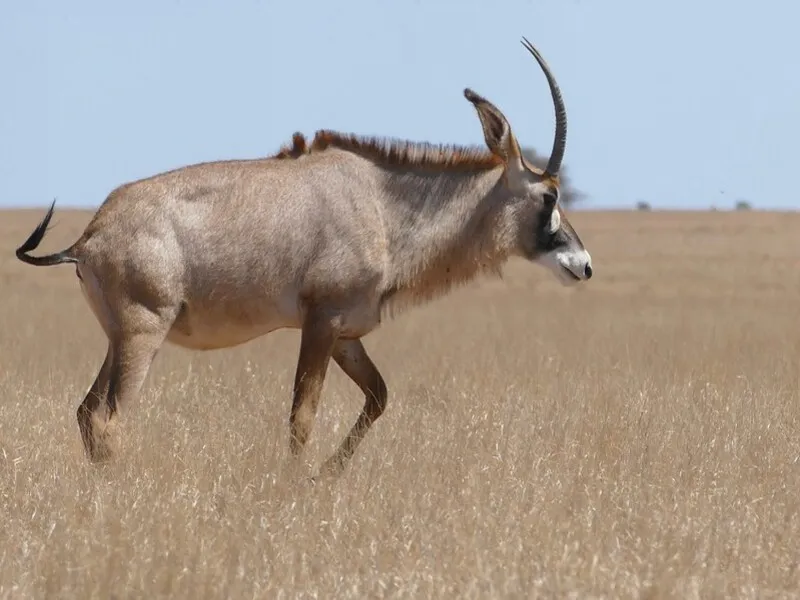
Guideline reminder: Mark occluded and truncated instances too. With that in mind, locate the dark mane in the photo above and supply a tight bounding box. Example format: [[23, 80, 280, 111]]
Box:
[[272, 132, 309, 159], [309, 129, 504, 172]]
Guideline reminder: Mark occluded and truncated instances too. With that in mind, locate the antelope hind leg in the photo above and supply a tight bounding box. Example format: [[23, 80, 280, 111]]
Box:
[[76, 343, 113, 462]]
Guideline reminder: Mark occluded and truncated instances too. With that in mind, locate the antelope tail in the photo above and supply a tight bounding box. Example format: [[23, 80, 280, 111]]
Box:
[[15, 200, 79, 267]]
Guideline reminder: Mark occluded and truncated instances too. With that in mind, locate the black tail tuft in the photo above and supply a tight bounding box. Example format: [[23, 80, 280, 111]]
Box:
[[15, 199, 78, 267]]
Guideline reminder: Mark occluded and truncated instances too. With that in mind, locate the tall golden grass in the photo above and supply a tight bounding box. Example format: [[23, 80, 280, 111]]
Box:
[[1, 209, 799, 598]]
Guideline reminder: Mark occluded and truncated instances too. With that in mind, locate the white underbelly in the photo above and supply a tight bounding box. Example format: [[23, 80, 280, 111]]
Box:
[[166, 295, 302, 351], [165, 321, 292, 350]]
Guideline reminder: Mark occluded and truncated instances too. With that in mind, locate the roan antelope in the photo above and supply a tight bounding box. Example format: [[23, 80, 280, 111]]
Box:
[[15, 37, 592, 478]]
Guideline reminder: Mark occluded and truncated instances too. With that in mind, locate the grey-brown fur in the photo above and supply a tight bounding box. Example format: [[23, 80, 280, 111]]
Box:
[[15, 37, 592, 478]]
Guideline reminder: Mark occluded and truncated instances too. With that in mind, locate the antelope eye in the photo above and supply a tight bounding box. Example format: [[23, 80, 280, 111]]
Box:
[[543, 191, 558, 208]]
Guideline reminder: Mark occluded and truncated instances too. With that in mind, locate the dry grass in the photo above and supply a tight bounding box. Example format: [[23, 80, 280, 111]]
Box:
[[1, 208, 799, 599]]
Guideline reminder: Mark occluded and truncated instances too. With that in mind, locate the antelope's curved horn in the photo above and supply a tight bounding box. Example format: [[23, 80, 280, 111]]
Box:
[[521, 36, 567, 176]]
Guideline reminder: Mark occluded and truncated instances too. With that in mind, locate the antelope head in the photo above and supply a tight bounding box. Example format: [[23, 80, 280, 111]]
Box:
[[464, 37, 592, 285]]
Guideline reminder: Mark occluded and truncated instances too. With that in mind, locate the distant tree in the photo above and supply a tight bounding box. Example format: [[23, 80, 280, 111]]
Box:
[[520, 147, 586, 208], [635, 200, 651, 211], [735, 199, 752, 211]]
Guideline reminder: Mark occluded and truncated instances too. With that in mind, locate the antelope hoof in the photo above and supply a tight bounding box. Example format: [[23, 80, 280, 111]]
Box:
[[316, 457, 348, 482], [87, 442, 113, 464], [83, 430, 115, 464]]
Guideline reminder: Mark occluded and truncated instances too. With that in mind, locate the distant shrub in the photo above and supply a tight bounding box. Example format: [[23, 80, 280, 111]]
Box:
[[735, 199, 752, 211], [635, 200, 651, 211]]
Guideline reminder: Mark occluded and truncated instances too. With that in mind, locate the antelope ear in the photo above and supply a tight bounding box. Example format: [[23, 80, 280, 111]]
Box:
[[464, 88, 524, 170]]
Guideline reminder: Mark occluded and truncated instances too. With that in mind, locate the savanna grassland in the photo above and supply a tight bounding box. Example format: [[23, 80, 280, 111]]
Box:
[[1, 208, 799, 599]]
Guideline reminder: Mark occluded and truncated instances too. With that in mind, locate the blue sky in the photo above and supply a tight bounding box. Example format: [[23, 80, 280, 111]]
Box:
[[1, 0, 798, 211]]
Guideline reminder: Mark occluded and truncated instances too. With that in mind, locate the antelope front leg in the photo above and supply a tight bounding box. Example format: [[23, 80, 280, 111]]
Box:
[[318, 338, 388, 479], [289, 315, 336, 457]]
